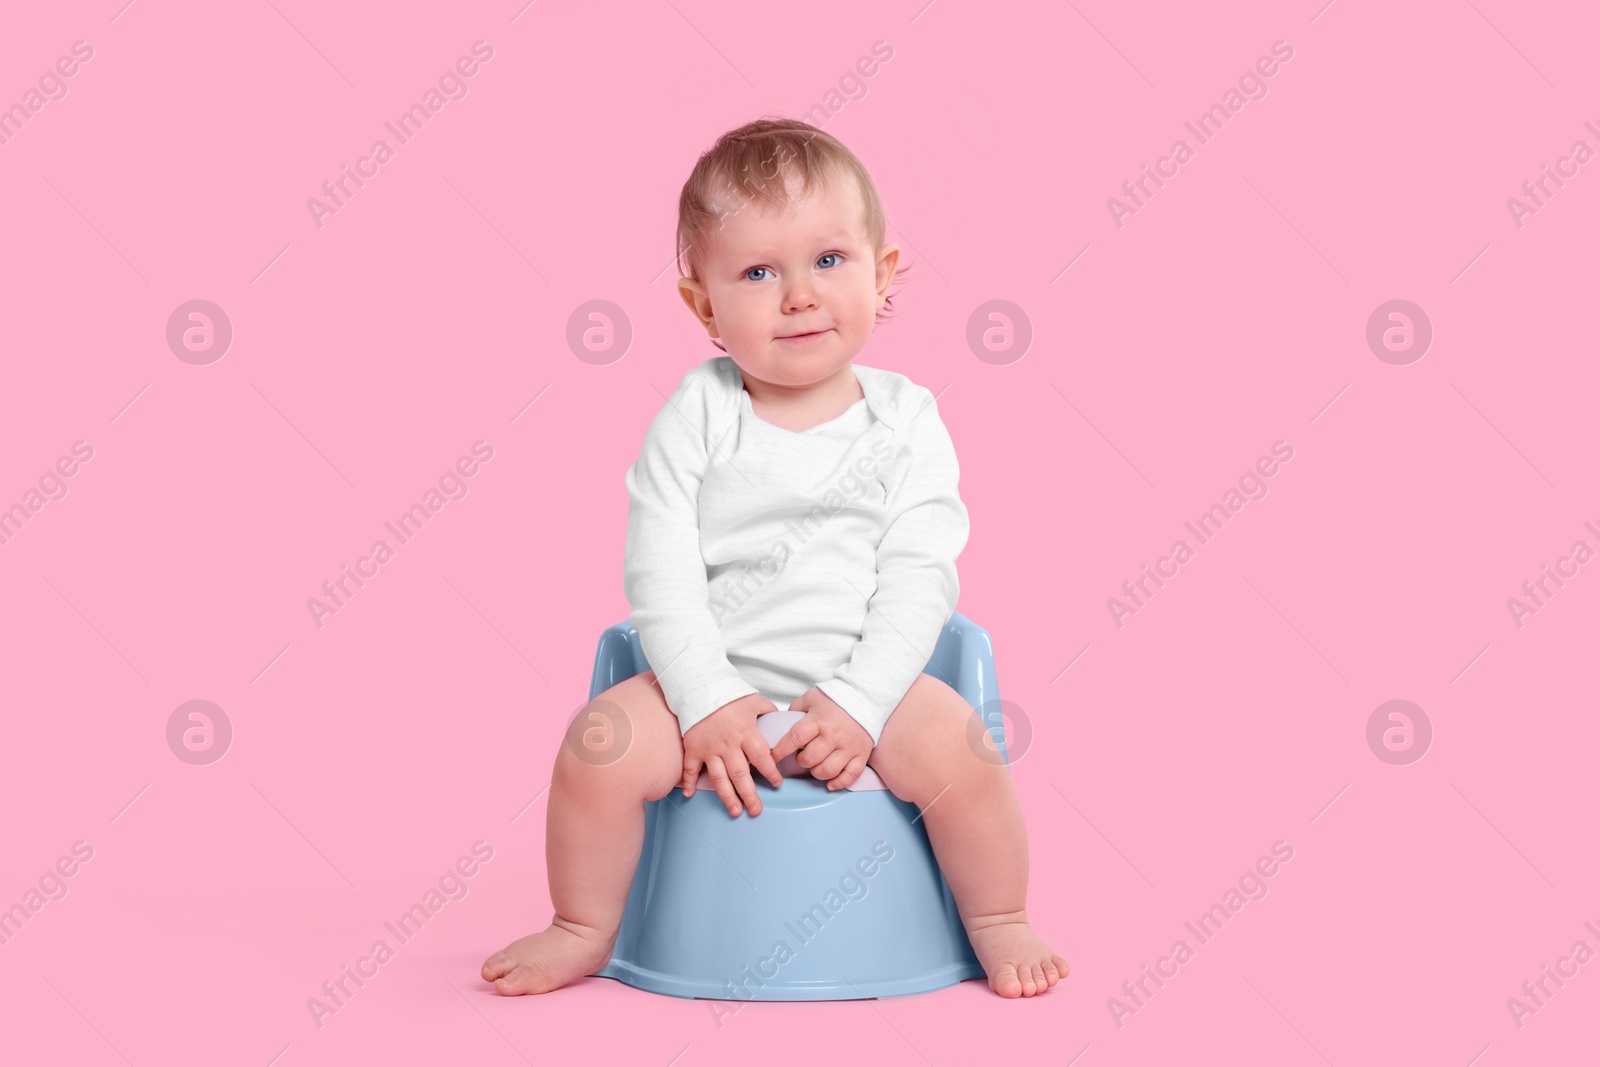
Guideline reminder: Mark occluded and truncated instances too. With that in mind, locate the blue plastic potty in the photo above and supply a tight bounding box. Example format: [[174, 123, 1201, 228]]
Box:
[[589, 609, 1011, 1001]]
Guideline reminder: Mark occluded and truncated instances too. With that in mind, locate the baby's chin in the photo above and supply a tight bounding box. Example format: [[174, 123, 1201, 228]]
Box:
[[736, 346, 860, 385]]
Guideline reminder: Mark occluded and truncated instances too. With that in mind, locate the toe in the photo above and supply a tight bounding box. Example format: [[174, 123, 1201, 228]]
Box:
[[1053, 954, 1070, 979], [1021, 965, 1040, 996], [481, 951, 511, 982], [1043, 959, 1060, 986], [990, 963, 1023, 998], [492, 962, 552, 996]]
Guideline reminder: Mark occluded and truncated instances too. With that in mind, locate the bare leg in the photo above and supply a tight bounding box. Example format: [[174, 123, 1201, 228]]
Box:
[[481, 671, 684, 995], [869, 674, 1068, 998]]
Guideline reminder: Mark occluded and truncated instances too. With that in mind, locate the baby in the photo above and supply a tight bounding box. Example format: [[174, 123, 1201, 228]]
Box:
[[481, 117, 1066, 999]]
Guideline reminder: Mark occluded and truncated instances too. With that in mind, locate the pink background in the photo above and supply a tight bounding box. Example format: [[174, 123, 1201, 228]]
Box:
[[2, 0, 1596, 1063]]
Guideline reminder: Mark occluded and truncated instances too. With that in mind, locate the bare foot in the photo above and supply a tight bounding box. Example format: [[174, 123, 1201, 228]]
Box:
[[966, 920, 1069, 998], [480, 919, 616, 995]]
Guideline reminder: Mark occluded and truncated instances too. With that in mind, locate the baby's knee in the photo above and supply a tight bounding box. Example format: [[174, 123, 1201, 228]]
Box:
[[877, 685, 987, 791], [900, 676, 981, 747], [554, 695, 634, 778], [555, 684, 681, 798]]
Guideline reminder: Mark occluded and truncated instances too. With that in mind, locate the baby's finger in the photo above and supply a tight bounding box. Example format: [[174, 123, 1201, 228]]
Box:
[[744, 735, 783, 788], [705, 755, 743, 817], [769, 716, 820, 764], [726, 754, 762, 816], [828, 754, 869, 791], [810, 749, 850, 781], [797, 735, 835, 770], [681, 754, 703, 797]]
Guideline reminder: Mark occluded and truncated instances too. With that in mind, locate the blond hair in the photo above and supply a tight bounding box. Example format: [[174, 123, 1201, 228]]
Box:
[[675, 117, 906, 343]]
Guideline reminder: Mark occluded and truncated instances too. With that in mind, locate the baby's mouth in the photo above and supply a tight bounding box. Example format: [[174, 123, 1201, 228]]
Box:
[[777, 329, 832, 343]]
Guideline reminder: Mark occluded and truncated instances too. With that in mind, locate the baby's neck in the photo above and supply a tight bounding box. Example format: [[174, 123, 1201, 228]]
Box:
[[743, 364, 864, 433]]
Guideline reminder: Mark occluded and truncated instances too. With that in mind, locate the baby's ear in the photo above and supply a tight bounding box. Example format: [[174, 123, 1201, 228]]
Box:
[[677, 277, 713, 327], [874, 243, 901, 301]]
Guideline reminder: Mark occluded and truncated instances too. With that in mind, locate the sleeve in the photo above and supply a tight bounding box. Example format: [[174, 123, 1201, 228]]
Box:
[[814, 392, 970, 746], [623, 370, 761, 737]]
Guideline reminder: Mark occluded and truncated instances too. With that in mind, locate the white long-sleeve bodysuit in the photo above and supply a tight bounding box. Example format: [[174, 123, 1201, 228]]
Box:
[[622, 355, 970, 747]]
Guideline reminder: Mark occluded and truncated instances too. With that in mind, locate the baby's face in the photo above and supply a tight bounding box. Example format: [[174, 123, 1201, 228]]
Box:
[[679, 172, 899, 390]]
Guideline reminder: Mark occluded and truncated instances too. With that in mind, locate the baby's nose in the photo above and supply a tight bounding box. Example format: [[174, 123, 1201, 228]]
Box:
[[783, 288, 818, 312]]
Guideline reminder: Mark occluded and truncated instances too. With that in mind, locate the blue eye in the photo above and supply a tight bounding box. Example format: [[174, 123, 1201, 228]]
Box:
[[817, 253, 842, 269], [743, 267, 771, 281]]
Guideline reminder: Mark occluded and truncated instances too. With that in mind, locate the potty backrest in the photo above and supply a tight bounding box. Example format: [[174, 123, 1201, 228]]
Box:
[[588, 609, 1008, 765]]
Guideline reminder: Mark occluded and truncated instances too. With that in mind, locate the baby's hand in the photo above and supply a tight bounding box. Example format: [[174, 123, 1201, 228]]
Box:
[[682, 693, 784, 817], [770, 687, 874, 791]]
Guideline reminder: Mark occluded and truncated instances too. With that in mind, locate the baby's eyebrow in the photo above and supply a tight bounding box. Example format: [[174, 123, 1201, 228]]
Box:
[[727, 234, 857, 259]]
